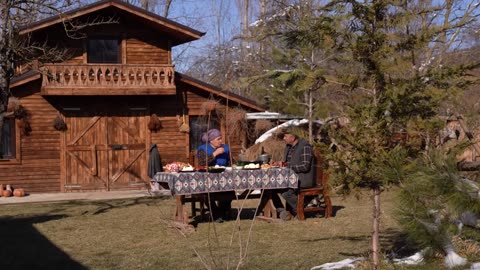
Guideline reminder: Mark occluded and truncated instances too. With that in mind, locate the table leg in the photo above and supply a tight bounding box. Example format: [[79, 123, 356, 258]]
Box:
[[175, 195, 189, 223], [257, 190, 278, 220], [263, 199, 277, 218]]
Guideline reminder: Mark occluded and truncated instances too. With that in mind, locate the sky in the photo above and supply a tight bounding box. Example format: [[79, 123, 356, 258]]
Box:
[[80, 0, 251, 71], [147, 0, 259, 72]]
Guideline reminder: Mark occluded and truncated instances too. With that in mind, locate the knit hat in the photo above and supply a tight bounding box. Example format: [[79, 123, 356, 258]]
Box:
[[201, 129, 222, 143]]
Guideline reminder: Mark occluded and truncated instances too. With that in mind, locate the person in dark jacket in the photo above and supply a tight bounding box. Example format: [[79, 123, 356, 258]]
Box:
[[275, 128, 315, 220]]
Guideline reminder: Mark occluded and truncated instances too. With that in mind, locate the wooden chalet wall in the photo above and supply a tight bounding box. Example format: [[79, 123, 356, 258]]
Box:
[[179, 83, 252, 162], [148, 85, 255, 166], [0, 81, 62, 193], [1, 2, 262, 193], [126, 35, 170, 64]]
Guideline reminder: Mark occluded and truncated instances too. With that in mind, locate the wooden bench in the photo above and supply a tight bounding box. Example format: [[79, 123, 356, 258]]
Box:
[[187, 189, 263, 218]]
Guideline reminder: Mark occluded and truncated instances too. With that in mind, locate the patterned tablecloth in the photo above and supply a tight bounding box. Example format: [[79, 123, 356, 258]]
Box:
[[153, 168, 299, 195]]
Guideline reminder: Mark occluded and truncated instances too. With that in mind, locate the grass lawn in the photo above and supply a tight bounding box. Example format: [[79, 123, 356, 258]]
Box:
[[0, 189, 478, 269]]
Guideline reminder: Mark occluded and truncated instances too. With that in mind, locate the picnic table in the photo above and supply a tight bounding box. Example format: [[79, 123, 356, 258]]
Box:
[[153, 167, 299, 223]]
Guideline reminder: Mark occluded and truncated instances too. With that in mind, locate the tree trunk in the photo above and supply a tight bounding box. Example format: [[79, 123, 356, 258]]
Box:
[[372, 186, 381, 269], [308, 89, 313, 144]]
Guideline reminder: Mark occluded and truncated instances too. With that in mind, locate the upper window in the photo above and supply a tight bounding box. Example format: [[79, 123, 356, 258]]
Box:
[[87, 38, 121, 63], [1, 117, 16, 160]]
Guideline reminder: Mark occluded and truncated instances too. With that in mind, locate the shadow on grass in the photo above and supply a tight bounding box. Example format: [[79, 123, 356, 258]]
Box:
[[0, 196, 172, 269], [43, 196, 171, 216], [0, 215, 87, 270], [381, 228, 420, 259], [191, 204, 343, 225], [331, 205, 345, 217]]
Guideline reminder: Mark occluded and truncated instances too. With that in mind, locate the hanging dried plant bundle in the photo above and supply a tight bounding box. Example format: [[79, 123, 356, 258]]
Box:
[[7, 97, 20, 112], [148, 113, 162, 132], [13, 105, 28, 119], [254, 119, 273, 135], [200, 99, 218, 115], [17, 118, 32, 136], [176, 115, 183, 127], [242, 136, 286, 162], [53, 114, 67, 131], [179, 123, 190, 133], [228, 108, 247, 122], [179, 115, 190, 133], [225, 108, 248, 141]]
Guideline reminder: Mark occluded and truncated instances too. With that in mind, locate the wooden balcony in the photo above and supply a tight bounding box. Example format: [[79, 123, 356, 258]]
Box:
[[41, 64, 176, 95]]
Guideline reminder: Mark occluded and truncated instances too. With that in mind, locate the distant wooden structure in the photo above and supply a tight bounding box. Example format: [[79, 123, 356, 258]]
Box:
[[0, 0, 263, 193]]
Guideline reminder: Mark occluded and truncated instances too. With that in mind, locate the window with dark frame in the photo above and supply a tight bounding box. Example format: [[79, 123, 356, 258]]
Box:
[[1, 117, 15, 160], [87, 38, 121, 63], [189, 116, 220, 152]]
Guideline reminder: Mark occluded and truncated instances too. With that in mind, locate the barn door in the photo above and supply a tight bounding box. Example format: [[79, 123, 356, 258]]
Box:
[[63, 112, 147, 191], [106, 112, 147, 190]]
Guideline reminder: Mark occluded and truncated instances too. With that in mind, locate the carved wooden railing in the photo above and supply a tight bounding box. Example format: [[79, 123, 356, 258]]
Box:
[[41, 64, 175, 89]]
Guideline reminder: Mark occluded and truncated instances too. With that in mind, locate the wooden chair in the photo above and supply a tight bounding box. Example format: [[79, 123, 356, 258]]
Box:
[[296, 150, 332, 221]]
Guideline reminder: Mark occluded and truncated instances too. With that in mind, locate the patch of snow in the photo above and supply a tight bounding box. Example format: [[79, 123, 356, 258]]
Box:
[[310, 257, 364, 270], [444, 250, 467, 268], [254, 118, 323, 144], [393, 251, 424, 265], [470, 262, 480, 270]]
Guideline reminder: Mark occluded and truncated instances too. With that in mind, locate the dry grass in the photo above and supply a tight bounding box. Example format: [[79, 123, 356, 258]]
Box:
[[243, 137, 286, 162], [0, 190, 478, 270]]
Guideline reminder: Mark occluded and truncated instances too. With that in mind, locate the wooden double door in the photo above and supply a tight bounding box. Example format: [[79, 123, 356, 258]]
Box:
[[62, 111, 148, 191]]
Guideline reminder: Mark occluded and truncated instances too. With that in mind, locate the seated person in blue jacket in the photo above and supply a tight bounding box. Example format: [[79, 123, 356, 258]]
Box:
[[197, 128, 232, 222]]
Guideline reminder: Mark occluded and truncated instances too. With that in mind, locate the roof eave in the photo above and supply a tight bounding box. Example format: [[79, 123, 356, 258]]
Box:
[[18, 0, 205, 46], [175, 72, 265, 112]]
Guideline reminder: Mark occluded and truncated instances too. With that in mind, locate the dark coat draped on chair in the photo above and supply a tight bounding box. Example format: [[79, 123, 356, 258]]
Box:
[[148, 144, 163, 179]]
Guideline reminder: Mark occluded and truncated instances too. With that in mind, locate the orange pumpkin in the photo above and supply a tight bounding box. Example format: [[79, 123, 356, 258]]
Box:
[[3, 190, 12, 197], [13, 188, 25, 197]]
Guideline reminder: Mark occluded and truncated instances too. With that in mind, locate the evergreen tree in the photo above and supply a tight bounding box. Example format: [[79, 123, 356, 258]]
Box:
[[249, 0, 480, 268], [318, 1, 480, 268]]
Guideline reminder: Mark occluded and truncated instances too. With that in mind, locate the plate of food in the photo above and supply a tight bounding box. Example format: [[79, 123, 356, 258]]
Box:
[[180, 165, 195, 172], [196, 166, 207, 172], [243, 163, 260, 170], [207, 166, 226, 173], [260, 164, 271, 170]]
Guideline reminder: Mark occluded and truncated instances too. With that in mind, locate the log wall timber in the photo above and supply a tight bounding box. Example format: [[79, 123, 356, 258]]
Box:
[[126, 37, 169, 65], [150, 117, 189, 164], [0, 91, 61, 193]]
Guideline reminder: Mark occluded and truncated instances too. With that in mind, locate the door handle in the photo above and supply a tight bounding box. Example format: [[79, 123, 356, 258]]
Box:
[[111, 144, 123, 150]]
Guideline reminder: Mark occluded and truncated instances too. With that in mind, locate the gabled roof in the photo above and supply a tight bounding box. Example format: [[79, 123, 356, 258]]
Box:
[[18, 0, 205, 46], [175, 72, 265, 112]]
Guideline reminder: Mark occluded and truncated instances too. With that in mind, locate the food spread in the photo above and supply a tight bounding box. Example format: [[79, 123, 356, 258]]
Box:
[[163, 162, 193, 172], [244, 163, 260, 169]]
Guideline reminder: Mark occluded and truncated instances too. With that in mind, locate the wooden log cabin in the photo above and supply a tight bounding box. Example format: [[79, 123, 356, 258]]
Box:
[[0, 0, 264, 193]]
